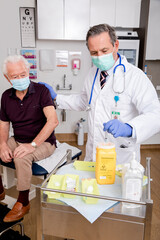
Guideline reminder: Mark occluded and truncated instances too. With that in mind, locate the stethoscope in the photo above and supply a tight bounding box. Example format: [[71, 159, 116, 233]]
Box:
[[86, 53, 126, 111]]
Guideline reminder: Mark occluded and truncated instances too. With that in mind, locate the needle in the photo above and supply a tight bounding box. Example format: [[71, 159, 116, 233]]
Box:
[[105, 131, 108, 143]]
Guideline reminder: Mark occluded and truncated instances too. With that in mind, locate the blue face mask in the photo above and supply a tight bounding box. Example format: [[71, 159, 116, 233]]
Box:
[[91, 52, 115, 71], [10, 76, 30, 91]]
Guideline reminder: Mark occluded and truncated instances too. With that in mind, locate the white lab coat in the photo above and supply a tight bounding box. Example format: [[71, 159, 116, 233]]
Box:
[[57, 55, 160, 164]]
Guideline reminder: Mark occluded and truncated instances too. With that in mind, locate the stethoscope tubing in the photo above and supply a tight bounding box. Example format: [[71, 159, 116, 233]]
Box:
[[112, 53, 126, 94], [88, 67, 99, 105], [113, 52, 126, 73], [88, 53, 126, 108]]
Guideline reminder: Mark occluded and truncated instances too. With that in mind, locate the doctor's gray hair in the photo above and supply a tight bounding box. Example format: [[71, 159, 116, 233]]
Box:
[[86, 24, 117, 48], [2, 55, 30, 75]]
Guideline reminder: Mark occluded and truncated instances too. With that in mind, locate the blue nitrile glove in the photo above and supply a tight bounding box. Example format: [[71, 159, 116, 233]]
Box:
[[103, 119, 132, 138], [38, 82, 57, 100]]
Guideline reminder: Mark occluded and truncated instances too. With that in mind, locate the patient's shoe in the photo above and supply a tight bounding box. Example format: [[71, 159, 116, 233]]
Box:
[[3, 202, 30, 222], [0, 190, 5, 200]]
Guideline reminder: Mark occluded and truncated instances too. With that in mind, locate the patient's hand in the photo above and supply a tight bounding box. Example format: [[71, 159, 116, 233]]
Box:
[[14, 143, 35, 158], [0, 143, 13, 163]]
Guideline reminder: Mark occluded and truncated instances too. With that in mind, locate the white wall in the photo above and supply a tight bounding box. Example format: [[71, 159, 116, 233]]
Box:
[[0, 0, 91, 133]]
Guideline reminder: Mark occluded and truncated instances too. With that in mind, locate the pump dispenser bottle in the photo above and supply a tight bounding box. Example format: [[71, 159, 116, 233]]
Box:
[[122, 152, 143, 208]]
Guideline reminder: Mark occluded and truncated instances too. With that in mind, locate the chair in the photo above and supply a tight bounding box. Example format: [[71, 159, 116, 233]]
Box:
[[0, 203, 26, 239], [0, 150, 82, 179], [0, 143, 82, 188]]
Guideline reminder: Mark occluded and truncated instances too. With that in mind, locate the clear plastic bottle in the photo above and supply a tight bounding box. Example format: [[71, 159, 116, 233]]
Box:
[[77, 122, 84, 146], [122, 152, 143, 208], [75, 118, 85, 146]]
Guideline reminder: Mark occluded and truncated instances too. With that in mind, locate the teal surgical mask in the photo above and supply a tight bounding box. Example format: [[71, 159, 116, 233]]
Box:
[[10, 76, 30, 91], [91, 52, 115, 71]]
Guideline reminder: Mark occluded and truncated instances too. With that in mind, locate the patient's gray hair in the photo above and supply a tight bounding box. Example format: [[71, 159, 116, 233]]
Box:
[[86, 24, 117, 48], [2, 55, 30, 75]]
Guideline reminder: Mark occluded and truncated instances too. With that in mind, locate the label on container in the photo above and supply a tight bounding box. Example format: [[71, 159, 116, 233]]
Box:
[[100, 176, 106, 179], [126, 179, 142, 201]]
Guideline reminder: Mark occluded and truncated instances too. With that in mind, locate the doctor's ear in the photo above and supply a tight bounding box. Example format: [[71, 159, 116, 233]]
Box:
[[114, 40, 119, 51]]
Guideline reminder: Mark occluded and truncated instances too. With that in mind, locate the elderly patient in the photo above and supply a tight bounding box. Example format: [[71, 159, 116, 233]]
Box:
[[0, 55, 59, 222]]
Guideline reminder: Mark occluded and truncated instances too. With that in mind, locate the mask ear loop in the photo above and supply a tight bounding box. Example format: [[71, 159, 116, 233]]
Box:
[[6, 74, 10, 80], [5, 74, 13, 86]]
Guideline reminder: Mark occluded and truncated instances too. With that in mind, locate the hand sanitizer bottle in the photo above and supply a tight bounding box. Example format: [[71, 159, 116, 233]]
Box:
[[122, 152, 143, 208]]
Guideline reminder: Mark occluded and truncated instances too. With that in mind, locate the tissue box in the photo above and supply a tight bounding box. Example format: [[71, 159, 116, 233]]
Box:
[[62, 174, 79, 198], [81, 178, 99, 204], [46, 175, 64, 199]]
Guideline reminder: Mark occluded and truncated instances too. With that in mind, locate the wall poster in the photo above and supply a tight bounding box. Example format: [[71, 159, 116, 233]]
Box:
[[20, 49, 37, 80], [20, 7, 36, 48]]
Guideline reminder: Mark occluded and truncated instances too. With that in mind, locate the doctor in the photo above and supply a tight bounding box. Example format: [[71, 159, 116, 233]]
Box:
[[40, 24, 160, 164]]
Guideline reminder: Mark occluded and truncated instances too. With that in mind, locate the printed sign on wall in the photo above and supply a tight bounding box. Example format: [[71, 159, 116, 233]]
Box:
[[20, 7, 36, 48]]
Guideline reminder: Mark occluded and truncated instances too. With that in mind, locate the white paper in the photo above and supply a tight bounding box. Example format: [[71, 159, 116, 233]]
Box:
[[49, 163, 122, 223], [36, 141, 81, 172], [56, 50, 68, 67], [39, 49, 56, 71]]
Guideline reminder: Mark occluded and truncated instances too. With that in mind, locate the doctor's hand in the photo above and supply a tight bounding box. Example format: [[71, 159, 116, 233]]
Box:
[[103, 119, 132, 138], [38, 82, 57, 100]]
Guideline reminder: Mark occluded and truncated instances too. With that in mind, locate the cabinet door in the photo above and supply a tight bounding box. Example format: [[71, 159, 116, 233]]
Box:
[[37, 0, 64, 39], [90, 0, 116, 27], [65, 0, 90, 40], [115, 0, 141, 27], [146, 0, 160, 60]]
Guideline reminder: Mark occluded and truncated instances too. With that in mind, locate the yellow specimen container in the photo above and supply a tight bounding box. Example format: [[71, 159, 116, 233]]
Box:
[[73, 161, 96, 171], [96, 142, 116, 184], [62, 174, 79, 198], [81, 178, 99, 204], [46, 175, 64, 199]]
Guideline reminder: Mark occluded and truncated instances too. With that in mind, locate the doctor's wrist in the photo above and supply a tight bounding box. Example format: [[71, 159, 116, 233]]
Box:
[[125, 123, 133, 137]]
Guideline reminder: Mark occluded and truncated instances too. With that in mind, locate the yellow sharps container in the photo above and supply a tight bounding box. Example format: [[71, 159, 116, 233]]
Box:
[[96, 142, 116, 184]]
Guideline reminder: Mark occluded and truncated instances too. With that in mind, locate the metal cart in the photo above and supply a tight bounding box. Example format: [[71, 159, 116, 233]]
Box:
[[36, 150, 153, 240]]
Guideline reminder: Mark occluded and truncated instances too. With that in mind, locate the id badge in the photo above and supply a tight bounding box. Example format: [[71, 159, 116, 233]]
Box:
[[111, 110, 120, 120]]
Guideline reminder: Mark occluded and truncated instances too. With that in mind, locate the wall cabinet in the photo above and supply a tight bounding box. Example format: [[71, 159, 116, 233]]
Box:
[[37, 0, 142, 40], [146, 0, 160, 60], [65, 0, 90, 40], [90, 0, 141, 28], [90, 0, 116, 27], [37, 0, 64, 39], [37, 0, 90, 40], [115, 0, 141, 28]]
